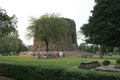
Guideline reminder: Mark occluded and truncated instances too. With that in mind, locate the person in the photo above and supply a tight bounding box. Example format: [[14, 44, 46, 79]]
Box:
[[53, 51, 58, 58], [47, 51, 51, 59], [59, 51, 63, 58], [19, 51, 23, 56]]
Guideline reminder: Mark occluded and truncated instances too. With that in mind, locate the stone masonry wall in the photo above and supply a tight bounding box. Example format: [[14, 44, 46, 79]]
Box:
[[32, 18, 78, 51]]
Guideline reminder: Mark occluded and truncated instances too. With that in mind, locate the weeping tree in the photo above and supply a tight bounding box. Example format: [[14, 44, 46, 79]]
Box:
[[81, 0, 120, 58], [26, 13, 68, 52], [0, 7, 17, 37]]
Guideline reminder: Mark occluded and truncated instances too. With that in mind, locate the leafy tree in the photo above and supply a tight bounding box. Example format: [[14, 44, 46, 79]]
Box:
[[0, 36, 28, 54], [0, 7, 27, 55], [92, 45, 99, 54], [26, 17, 36, 39], [0, 7, 17, 37], [26, 45, 33, 51], [0, 29, 28, 55], [81, 0, 120, 58], [26, 13, 68, 52], [79, 43, 86, 52], [79, 43, 90, 53]]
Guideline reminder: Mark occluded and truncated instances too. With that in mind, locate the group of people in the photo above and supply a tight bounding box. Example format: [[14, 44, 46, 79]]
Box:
[[18, 50, 64, 59], [48, 51, 64, 58], [34, 51, 64, 59]]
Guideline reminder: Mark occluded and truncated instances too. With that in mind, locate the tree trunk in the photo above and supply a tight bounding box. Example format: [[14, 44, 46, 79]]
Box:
[[45, 39, 49, 52], [99, 45, 103, 58]]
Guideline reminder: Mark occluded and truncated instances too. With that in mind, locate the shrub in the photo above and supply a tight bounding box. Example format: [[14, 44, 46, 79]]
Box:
[[102, 60, 111, 66], [0, 63, 63, 80], [116, 59, 120, 64], [0, 63, 120, 80]]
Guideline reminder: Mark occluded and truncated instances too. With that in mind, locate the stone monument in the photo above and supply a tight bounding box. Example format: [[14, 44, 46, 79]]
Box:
[[32, 18, 78, 51]]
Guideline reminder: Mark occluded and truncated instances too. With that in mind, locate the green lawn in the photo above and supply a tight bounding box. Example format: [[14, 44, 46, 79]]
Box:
[[0, 55, 120, 69]]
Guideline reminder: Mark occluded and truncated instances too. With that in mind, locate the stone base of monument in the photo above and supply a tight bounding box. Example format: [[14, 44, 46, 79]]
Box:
[[78, 61, 101, 69]]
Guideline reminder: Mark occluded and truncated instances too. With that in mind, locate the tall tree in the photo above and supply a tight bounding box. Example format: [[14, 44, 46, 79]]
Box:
[[0, 30, 28, 54], [81, 0, 120, 58], [26, 13, 68, 52], [0, 7, 17, 37]]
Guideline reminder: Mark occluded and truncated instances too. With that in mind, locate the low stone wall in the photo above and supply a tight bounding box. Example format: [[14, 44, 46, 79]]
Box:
[[64, 51, 81, 57], [115, 64, 120, 69], [95, 65, 120, 72], [78, 61, 101, 69]]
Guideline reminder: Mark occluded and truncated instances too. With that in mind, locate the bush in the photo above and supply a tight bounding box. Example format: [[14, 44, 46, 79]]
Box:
[[63, 67, 120, 80], [0, 63, 120, 80], [116, 59, 120, 64], [0, 63, 63, 80], [102, 60, 111, 66]]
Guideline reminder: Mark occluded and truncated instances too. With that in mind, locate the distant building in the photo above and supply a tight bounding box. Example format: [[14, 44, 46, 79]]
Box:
[[32, 18, 78, 51]]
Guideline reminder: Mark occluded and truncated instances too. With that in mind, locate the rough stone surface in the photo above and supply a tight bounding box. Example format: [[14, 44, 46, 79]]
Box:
[[95, 65, 120, 72], [114, 64, 120, 69], [32, 18, 78, 51], [78, 61, 101, 69]]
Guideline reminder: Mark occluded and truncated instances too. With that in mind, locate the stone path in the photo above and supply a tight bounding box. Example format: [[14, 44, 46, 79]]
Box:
[[95, 65, 120, 72], [0, 76, 14, 80]]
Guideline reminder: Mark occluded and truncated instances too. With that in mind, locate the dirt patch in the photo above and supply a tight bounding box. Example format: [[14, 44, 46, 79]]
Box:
[[0, 76, 14, 80]]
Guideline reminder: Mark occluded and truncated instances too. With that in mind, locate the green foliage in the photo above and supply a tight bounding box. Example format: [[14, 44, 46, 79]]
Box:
[[0, 56, 119, 68], [0, 63, 63, 80], [63, 67, 120, 80], [0, 31, 28, 54], [102, 60, 111, 66], [26, 17, 36, 39], [34, 13, 68, 41], [26, 45, 33, 51], [0, 63, 120, 80], [0, 7, 25, 54], [26, 13, 68, 52], [78, 43, 99, 54], [81, 0, 120, 47], [0, 56, 120, 80], [116, 59, 120, 64], [0, 7, 17, 37]]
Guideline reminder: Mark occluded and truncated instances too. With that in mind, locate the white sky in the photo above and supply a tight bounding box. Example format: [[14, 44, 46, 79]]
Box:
[[0, 0, 95, 45]]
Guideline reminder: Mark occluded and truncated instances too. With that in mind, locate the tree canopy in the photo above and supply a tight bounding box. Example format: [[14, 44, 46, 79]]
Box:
[[26, 13, 68, 52], [0, 30, 28, 55], [0, 7, 17, 37], [81, 0, 120, 47], [0, 7, 27, 54]]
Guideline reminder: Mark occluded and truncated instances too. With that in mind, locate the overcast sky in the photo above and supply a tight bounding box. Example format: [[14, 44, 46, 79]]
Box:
[[0, 0, 95, 45]]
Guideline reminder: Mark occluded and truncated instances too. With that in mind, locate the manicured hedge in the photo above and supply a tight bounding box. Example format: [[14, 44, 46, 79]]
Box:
[[0, 63, 63, 80], [63, 67, 120, 80], [0, 63, 120, 80]]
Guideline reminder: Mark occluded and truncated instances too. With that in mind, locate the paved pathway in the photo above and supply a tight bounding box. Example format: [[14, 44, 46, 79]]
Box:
[[0, 76, 14, 80]]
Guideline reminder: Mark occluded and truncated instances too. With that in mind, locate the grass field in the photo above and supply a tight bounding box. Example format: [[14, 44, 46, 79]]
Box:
[[0, 55, 120, 69]]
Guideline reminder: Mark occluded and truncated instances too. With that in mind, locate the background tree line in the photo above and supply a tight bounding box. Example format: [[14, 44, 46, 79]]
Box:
[[0, 7, 28, 55], [78, 43, 120, 55], [0, 31, 28, 55]]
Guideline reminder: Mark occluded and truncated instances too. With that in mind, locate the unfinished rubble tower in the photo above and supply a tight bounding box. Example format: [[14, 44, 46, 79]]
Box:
[[32, 18, 78, 51]]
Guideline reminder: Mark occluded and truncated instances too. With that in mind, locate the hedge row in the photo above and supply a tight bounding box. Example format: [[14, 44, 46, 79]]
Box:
[[63, 67, 120, 80], [0, 63, 120, 80], [0, 63, 63, 80]]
